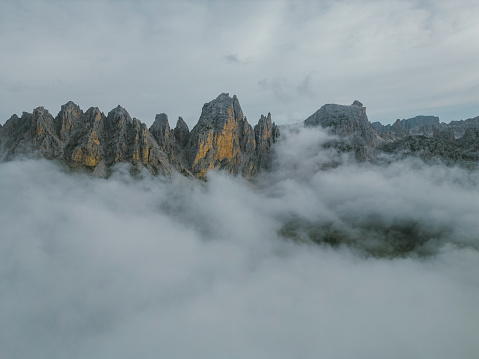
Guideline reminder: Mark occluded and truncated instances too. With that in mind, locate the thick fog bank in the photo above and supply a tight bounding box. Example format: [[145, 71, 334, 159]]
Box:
[[259, 126, 479, 256], [1, 127, 478, 358]]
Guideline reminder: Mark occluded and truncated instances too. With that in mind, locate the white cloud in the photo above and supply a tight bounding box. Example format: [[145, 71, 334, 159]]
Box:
[[1, 123, 478, 358]]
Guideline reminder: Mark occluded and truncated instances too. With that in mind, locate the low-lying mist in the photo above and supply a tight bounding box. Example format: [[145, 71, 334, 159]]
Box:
[[1, 126, 478, 359]]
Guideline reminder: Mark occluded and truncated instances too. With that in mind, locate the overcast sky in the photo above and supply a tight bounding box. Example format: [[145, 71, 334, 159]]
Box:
[[1, 0, 478, 127]]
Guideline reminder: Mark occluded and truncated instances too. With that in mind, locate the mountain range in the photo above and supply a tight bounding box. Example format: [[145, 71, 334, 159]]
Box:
[[1, 93, 478, 178]]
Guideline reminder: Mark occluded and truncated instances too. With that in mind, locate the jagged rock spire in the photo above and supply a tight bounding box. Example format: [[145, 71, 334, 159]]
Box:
[[187, 93, 278, 179], [173, 117, 189, 148], [0, 94, 280, 179]]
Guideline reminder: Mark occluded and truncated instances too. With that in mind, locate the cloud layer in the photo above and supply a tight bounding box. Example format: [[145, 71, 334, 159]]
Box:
[[1, 0, 478, 126], [1, 125, 478, 358]]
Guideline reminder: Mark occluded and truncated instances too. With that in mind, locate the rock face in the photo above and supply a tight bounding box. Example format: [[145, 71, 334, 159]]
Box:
[[254, 113, 280, 170], [372, 115, 440, 140], [149, 113, 191, 175], [381, 127, 479, 167], [304, 100, 381, 161], [0, 102, 173, 177], [0, 94, 279, 179], [304, 101, 479, 168], [187, 93, 278, 179], [444, 116, 479, 138], [0, 107, 62, 160], [2, 95, 477, 175]]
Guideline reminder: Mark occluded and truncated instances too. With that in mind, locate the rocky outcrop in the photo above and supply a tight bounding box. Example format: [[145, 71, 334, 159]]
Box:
[[304, 100, 381, 161], [370, 115, 479, 141], [304, 100, 372, 139], [0, 104, 175, 177], [0, 107, 62, 160], [173, 117, 189, 148], [379, 126, 479, 168], [0, 94, 279, 179], [304, 101, 479, 168], [3, 94, 476, 175], [187, 93, 278, 179], [254, 113, 280, 170], [150, 113, 171, 151], [372, 115, 440, 140], [149, 113, 191, 175], [445, 116, 479, 138], [370, 114, 479, 167]]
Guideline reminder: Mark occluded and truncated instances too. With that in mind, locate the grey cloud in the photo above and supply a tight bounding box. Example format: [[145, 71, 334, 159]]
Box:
[[258, 74, 315, 103], [258, 77, 294, 102], [224, 54, 241, 64], [223, 54, 250, 65], [296, 73, 314, 96]]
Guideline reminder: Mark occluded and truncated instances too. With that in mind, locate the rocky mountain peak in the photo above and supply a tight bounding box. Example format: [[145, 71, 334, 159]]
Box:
[[32, 106, 50, 118], [194, 93, 244, 131], [1, 95, 478, 176], [373, 115, 441, 140], [254, 112, 279, 169], [58, 101, 82, 116], [56, 101, 83, 141], [0, 105, 60, 160], [304, 100, 377, 160], [185, 93, 278, 178], [173, 117, 189, 148], [304, 101, 368, 130], [63, 100, 80, 110], [150, 113, 171, 150], [107, 105, 132, 125], [151, 113, 170, 134], [0, 94, 279, 180]]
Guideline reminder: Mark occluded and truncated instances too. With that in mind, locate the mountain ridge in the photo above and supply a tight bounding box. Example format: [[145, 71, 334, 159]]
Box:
[[0, 93, 279, 179], [1, 94, 478, 178], [300, 101, 479, 168]]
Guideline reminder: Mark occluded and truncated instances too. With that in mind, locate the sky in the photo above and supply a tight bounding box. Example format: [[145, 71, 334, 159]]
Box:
[[1, 126, 478, 358], [1, 0, 478, 128]]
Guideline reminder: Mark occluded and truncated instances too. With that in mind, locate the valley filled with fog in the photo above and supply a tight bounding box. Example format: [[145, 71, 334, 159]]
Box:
[[1, 126, 478, 359]]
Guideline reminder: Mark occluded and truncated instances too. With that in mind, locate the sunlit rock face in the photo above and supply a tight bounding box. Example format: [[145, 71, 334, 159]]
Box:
[[59, 104, 173, 178], [187, 93, 279, 179], [64, 106, 104, 169], [0, 93, 279, 179], [2, 94, 477, 176], [0, 103, 173, 178]]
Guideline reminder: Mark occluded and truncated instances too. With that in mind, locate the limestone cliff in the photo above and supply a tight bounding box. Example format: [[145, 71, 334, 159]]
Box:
[[254, 113, 280, 169], [3, 94, 475, 175], [0, 107, 62, 160], [149, 113, 191, 175], [0, 103, 173, 177], [187, 93, 278, 179], [372, 115, 440, 140], [303, 101, 479, 168], [304, 100, 381, 161], [0, 94, 279, 179]]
